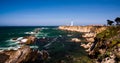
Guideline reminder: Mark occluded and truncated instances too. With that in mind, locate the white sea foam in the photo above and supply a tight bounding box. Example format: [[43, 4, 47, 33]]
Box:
[[17, 37, 23, 41], [36, 32, 48, 38], [25, 32, 36, 34], [30, 45, 39, 49], [0, 44, 21, 51], [16, 41, 20, 43], [41, 27, 48, 29], [3, 39, 20, 48]]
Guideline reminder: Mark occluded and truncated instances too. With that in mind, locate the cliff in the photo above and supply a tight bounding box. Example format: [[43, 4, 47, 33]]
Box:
[[59, 26, 107, 42], [88, 26, 120, 63], [0, 45, 49, 63], [59, 26, 107, 33]]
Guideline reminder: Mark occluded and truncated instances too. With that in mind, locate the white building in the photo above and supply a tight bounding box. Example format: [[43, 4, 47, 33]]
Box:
[[70, 21, 73, 26]]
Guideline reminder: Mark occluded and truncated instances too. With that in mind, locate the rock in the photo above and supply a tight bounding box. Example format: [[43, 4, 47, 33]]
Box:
[[0, 53, 9, 63], [71, 38, 81, 42], [0, 45, 44, 63], [98, 49, 106, 55], [101, 57, 115, 63], [59, 26, 107, 43], [81, 42, 92, 49], [109, 52, 116, 59], [3, 46, 32, 63], [85, 38, 94, 42], [82, 32, 96, 38], [58, 26, 107, 33]]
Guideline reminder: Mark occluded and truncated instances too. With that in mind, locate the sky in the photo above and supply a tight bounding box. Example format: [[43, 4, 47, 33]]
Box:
[[0, 0, 120, 26]]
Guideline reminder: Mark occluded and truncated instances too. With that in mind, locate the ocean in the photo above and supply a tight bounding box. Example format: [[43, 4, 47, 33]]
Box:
[[0, 26, 57, 49], [0, 26, 91, 63]]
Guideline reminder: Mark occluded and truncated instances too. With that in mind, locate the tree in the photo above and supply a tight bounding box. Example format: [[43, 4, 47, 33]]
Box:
[[115, 17, 120, 25], [107, 20, 114, 26]]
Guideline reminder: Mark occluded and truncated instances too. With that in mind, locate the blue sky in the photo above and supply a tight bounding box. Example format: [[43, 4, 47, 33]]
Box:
[[0, 0, 120, 26]]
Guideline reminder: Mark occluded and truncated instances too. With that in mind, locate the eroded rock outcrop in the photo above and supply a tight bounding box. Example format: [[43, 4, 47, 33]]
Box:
[[0, 46, 34, 63], [59, 26, 107, 42], [59, 26, 107, 33], [0, 45, 49, 63]]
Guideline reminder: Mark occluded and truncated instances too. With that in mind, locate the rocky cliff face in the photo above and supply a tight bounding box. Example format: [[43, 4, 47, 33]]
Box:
[[59, 26, 107, 33], [88, 26, 120, 63], [0, 46, 35, 63], [59, 26, 107, 42], [5, 46, 32, 63], [0, 45, 49, 63]]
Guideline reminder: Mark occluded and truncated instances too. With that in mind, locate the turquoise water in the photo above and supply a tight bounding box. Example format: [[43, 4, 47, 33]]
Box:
[[0, 26, 92, 63], [0, 26, 57, 48], [0, 27, 32, 47]]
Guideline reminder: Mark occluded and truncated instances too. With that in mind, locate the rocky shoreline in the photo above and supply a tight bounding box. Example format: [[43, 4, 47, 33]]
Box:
[[0, 26, 119, 63], [0, 45, 49, 63], [58, 26, 107, 53], [59, 25, 120, 63], [0, 28, 50, 63], [59, 26, 107, 42]]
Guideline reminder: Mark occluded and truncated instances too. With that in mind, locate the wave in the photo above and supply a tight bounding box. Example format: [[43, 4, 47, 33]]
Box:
[[0, 45, 21, 51], [30, 45, 39, 49]]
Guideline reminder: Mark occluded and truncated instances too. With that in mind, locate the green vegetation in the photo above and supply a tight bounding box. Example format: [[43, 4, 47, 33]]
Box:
[[107, 20, 114, 26], [115, 17, 120, 25], [91, 26, 120, 62], [107, 17, 120, 26], [97, 26, 120, 39]]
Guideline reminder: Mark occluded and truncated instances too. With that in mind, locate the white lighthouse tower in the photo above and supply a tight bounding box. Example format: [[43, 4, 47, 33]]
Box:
[[70, 21, 73, 26]]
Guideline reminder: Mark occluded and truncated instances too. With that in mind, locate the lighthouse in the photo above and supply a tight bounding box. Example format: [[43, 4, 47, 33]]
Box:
[[70, 21, 73, 26]]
